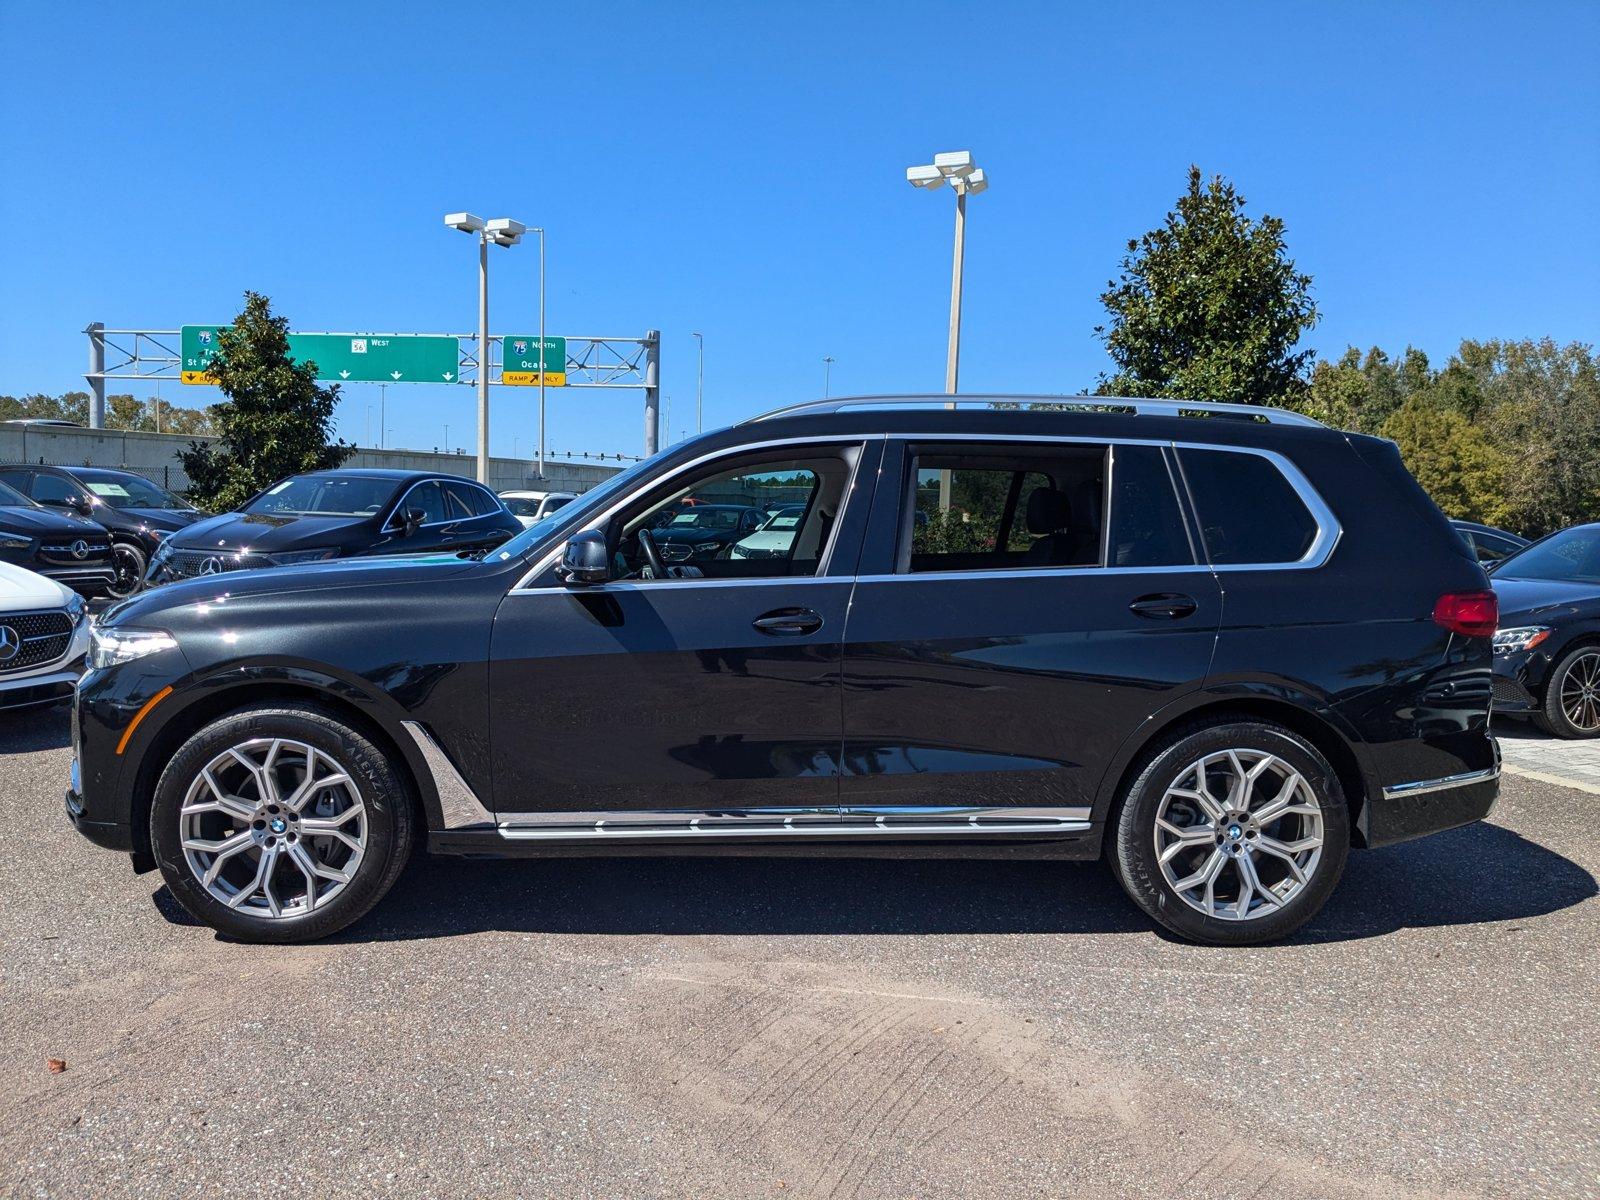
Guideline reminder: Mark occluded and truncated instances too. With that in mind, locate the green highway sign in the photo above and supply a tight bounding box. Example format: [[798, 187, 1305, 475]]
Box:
[[181, 326, 461, 385], [502, 335, 567, 387]]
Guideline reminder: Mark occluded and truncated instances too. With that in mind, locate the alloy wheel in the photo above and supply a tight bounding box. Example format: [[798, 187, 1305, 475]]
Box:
[[108, 545, 145, 598], [1153, 748, 1325, 921], [1557, 652, 1600, 733], [179, 738, 367, 918]]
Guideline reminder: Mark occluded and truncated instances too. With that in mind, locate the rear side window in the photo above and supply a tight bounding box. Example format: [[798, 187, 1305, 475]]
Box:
[[1178, 448, 1319, 565], [1107, 445, 1193, 567]]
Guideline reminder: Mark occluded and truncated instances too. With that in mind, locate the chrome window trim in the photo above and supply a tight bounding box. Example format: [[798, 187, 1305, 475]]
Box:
[[1171, 441, 1342, 572], [401, 720, 496, 829], [1381, 766, 1500, 800], [510, 434, 880, 593], [494, 805, 1092, 841]]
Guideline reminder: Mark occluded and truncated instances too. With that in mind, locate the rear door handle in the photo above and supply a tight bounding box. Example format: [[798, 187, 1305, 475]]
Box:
[[1129, 592, 1198, 620], [752, 607, 824, 636]]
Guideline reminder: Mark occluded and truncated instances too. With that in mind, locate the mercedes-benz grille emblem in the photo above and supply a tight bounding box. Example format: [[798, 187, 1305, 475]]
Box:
[[70, 539, 89, 559], [0, 625, 19, 664], [198, 556, 225, 575]]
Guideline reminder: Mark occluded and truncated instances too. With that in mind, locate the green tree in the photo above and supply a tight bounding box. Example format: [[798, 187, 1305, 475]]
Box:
[[1094, 166, 1318, 405], [1380, 396, 1510, 527], [179, 292, 353, 511], [0, 391, 91, 424], [1481, 339, 1600, 535]]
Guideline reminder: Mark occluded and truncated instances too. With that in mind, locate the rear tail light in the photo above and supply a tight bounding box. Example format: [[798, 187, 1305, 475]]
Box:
[[1433, 590, 1498, 638]]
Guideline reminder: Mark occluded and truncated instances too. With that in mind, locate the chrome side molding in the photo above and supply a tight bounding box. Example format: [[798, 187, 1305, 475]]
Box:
[[401, 720, 496, 829], [1381, 766, 1500, 800], [494, 805, 1092, 842]]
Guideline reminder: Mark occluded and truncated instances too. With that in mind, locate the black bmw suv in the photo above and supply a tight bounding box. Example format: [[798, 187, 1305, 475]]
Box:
[[145, 468, 522, 583], [68, 397, 1499, 946]]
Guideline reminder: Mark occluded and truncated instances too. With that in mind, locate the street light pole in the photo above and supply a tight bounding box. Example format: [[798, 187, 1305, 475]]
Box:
[[445, 212, 525, 485], [692, 331, 704, 433], [534, 226, 547, 480], [946, 187, 966, 393], [822, 355, 835, 398]]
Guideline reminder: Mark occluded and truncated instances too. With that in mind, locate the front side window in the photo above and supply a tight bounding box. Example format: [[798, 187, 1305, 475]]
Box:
[[602, 451, 854, 581], [398, 481, 450, 525], [28, 473, 83, 506], [1178, 448, 1319, 566], [904, 446, 1107, 573]]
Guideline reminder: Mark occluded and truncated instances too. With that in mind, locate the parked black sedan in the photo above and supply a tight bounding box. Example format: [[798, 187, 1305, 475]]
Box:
[[648, 502, 764, 563], [0, 479, 116, 595], [0, 465, 204, 598], [1489, 523, 1600, 737], [146, 469, 522, 584]]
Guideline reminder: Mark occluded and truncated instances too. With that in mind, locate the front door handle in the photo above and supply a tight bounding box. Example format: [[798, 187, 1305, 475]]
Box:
[[1129, 592, 1198, 620], [752, 607, 824, 636]]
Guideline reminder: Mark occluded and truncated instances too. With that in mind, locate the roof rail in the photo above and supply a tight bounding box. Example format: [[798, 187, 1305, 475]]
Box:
[[744, 394, 1324, 428]]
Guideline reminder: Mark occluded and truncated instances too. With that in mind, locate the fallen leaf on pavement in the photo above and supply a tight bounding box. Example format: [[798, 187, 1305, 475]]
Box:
[[47, 1058, 67, 1074]]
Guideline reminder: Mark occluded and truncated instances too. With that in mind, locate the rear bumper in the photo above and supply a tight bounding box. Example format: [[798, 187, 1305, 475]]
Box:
[[1364, 755, 1500, 849]]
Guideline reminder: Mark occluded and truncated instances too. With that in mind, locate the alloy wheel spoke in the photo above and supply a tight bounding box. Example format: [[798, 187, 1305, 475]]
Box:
[[287, 841, 320, 910], [1156, 817, 1216, 864], [1252, 773, 1306, 824], [1255, 836, 1311, 883], [1171, 846, 1226, 896], [1237, 852, 1279, 914], [228, 845, 279, 910]]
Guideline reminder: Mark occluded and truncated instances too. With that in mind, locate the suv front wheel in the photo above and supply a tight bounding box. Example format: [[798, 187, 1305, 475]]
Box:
[[1109, 721, 1350, 946], [149, 704, 414, 942]]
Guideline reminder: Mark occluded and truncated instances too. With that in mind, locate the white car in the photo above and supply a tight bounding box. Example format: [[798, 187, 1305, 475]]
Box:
[[728, 505, 807, 560], [499, 489, 578, 529], [0, 560, 90, 712]]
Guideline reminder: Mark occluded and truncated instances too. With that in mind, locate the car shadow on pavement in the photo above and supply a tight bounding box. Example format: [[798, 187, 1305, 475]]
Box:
[[146, 814, 1589, 945], [0, 704, 70, 755]]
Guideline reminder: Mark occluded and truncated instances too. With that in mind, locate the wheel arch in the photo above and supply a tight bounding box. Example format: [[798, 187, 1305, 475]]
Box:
[[125, 669, 438, 864], [1094, 692, 1375, 848]]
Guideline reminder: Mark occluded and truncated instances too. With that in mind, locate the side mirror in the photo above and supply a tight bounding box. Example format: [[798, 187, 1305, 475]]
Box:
[[73, 496, 94, 515], [556, 529, 611, 585], [391, 506, 425, 535]]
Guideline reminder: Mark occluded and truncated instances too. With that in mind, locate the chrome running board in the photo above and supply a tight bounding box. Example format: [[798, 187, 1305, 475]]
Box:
[[494, 806, 1092, 841]]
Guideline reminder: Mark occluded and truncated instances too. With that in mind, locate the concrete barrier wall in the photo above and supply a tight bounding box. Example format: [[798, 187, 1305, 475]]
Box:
[[0, 425, 625, 496]]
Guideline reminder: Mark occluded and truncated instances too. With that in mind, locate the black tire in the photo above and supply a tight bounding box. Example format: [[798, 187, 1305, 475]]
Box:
[[1533, 645, 1600, 739], [1107, 720, 1350, 946], [149, 704, 414, 943], [106, 541, 147, 600]]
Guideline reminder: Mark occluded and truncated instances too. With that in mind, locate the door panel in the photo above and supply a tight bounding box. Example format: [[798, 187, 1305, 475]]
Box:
[[839, 439, 1220, 813], [487, 579, 851, 815]]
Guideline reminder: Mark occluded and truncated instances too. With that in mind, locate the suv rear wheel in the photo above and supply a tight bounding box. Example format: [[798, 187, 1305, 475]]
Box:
[[149, 705, 413, 942], [1109, 721, 1350, 946]]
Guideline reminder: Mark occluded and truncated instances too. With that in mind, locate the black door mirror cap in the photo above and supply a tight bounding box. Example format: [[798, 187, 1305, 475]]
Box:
[[556, 529, 611, 585]]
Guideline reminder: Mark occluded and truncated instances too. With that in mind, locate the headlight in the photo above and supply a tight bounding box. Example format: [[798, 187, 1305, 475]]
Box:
[[267, 548, 339, 566], [89, 626, 177, 669], [0, 533, 30, 550], [65, 592, 88, 628], [1493, 626, 1552, 654]]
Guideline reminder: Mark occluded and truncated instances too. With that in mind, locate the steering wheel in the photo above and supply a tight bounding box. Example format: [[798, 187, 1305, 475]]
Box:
[[636, 527, 668, 578]]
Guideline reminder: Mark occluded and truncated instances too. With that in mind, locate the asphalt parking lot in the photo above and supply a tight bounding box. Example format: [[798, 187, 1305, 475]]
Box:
[[1, 706, 1596, 1199]]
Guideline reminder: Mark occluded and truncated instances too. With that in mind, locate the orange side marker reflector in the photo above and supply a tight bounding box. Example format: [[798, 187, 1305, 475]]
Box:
[[115, 686, 173, 756]]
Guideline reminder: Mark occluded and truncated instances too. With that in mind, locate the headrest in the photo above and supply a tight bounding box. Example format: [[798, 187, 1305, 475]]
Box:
[[1026, 487, 1072, 535]]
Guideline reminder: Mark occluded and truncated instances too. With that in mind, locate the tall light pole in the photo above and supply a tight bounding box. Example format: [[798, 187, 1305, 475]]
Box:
[[822, 355, 836, 398], [691, 331, 704, 433], [379, 383, 387, 450], [907, 151, 988, 508], [906, 151, 988, 393], [531, 226, 547, 480], [445, 212, 524, 483]]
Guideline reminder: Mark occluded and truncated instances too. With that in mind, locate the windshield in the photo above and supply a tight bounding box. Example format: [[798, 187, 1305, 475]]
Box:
[[670, 508, 742, 529], [488, 455, 659, 562], [244, 475, 400, 517], [0, 480, 34, 507], [1495, 526, 1600, 583], [80, 472, 191, 510], [503, 496, 545, 517]]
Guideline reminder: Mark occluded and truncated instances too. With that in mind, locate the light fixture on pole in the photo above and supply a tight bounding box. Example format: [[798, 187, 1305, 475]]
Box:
[[905, 151, 988, 395], [822, 355, 836, 398], [691, 332, 704, 433], [445, 211, 524, 484]]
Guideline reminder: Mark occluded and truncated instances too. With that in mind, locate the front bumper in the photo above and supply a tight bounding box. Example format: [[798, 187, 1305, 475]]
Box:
[[1491, 647, 1550, 714], [0, 666, 81, 710]]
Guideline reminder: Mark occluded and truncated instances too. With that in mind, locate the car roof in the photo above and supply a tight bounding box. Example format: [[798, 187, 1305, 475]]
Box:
[[297, 468, 458, 483]]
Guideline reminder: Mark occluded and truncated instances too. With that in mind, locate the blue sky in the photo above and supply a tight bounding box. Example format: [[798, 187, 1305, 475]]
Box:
[[1, 1, 1595, 460]]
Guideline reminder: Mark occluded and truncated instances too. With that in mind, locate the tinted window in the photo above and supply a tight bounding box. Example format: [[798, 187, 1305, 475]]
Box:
[[77, 471, 190, 510], [1473, 532, 1522, 562], [402, 481, 450, 524], [1179, 449, 1318, 565], [29, 473, 82, 505], [1107, 445, 1192, 567], [543, 496, 572, 515], [441, 482, 485, 519], [0, 479, 33, 506], [905, 446, 1107, 573], [0, 470, 31, 494]]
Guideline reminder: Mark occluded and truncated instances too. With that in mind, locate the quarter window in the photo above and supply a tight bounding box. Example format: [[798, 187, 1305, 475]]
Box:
[[1178, 448, 1319, 565]]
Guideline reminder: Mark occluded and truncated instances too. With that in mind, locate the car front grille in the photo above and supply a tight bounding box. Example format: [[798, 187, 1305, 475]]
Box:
[[163, 549, 274, 578], [37, 540, 112, 566], [1492, 674, 1536, 711], [0, 610, 74, 674]]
